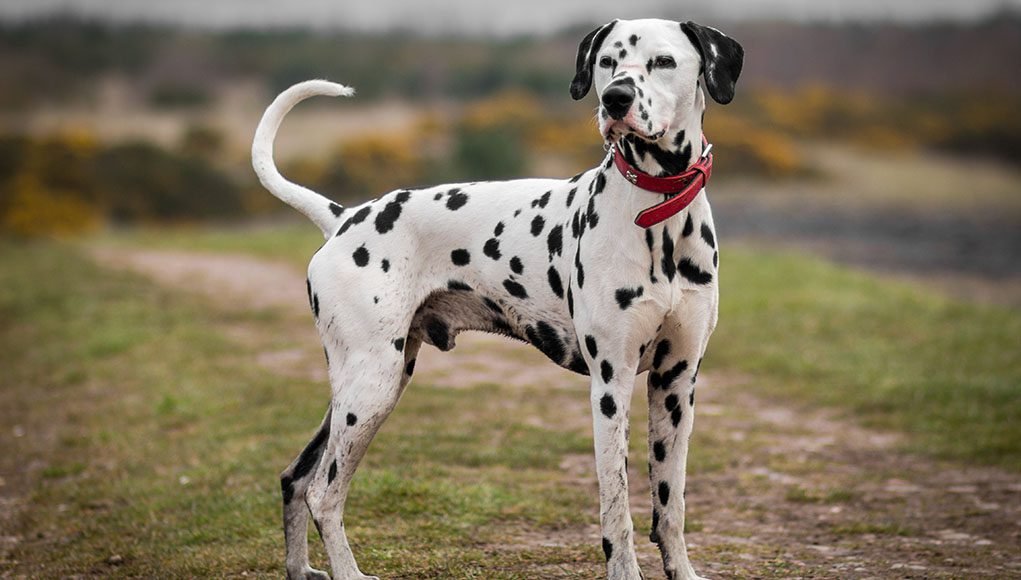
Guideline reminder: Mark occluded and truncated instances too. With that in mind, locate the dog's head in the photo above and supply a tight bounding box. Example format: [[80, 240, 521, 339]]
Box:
[[570, 19, 744, 144]]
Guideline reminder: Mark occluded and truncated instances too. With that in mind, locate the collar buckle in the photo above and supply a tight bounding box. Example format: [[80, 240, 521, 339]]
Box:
[[624, 169, 638, 184]]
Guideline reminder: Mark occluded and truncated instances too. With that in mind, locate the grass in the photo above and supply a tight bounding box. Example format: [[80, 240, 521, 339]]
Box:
[[712, 248, 1021, 469], [4, 224, 1019, 576], [101, 223, 1021, 469], [0, 240, 606, 578]]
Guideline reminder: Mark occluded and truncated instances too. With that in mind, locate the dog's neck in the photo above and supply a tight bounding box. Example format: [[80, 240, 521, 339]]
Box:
[[613, 95, 704, 179]]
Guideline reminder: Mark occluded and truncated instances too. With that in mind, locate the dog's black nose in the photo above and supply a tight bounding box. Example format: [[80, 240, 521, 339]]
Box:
[[601, 83, 636, 120]]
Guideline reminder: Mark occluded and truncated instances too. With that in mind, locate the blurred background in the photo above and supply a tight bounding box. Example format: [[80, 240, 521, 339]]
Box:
[[1, 2, 1019, 578], [1, 1, 1019, 301]]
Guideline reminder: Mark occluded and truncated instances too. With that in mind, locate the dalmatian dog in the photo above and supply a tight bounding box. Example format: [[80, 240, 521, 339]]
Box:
[[252, 18, 743, 580]]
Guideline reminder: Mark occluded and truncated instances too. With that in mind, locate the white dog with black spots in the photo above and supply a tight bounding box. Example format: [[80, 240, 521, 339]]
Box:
[[252, 18, 743, 580]]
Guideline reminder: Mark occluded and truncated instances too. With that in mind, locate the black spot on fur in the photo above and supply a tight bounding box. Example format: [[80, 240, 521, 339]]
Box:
[[567, 287, 574, 317], [381, 259, 390, 272], [658, 481, 670, 506], [451, 249, 471, 266], [585, 335, 598, 358], [690, 389, 695, 406], [393, 337, 405, 352], [700, 222, 716, 248], [671, 406, 682, 427], [586, 197, 600, 229], [346, 413, 357, 426], [492, 317, 514, 335], [494, 221, 505, 237], [312, 293, 319, 318], [546, 266, 564, 299], [574, 250, 585, 289], [448, 280, 473, 292], [713, 251, 719, 268], [286, 411, 332, 502], [329, 202, 343, 217], [600, 394, 617, 418], [483, 297, 503, 314], [503, 279, 528, 299], [600, 360, 614, 383], [614, 286, 644, 310], [426, 318, 451, 351], [374, 200, 403, 233], [433, 192, 443, 201], [483, 238, 502, 260], [566, 187, 577, 207], [446, 189, 469, 210], [693, 357, 702, 384], [602, 537, 613, 561], [281, 475, 295, 504], [682, 213, 694, 237], [327, 459, 337, 483], [510, 256, 524, 274], [661, 229, 676, 282], [336, 206, 371, 236], [525, 321, 566, 363], [569, 171, 584, 183], [406, 359, 416, 375], [678, 258, 713, 285], [547, 224, 563, 258], [665, 393, 679, 412], [352, 245, 370, 267], [650, 509, 660, 542], [650, 360, 689, 390], [653, 440, 666, 462], [653, 340, 671, 369], [644, 139, 692, 176], [538, 191, 551, 208], [531, 215, 545, 237], [568, 351, 589, 375]]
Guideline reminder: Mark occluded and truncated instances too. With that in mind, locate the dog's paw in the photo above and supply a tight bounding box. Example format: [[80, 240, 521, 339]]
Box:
[[287, 566, 330, 580]]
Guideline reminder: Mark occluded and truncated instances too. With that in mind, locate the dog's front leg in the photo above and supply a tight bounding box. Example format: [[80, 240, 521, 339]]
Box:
[[647, 313, 714, 580], [589, 357, 643, 579]]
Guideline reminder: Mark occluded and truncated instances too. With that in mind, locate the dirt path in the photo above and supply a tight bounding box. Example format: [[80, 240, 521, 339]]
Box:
[[90, 247, 1021, 579]]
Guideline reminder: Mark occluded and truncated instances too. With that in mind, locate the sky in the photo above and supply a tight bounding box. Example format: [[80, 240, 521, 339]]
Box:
[[0, 0, 1018, 34]]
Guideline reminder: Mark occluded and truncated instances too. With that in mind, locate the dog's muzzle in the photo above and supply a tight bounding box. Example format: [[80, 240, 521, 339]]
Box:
[[601, 83, 636, 120]]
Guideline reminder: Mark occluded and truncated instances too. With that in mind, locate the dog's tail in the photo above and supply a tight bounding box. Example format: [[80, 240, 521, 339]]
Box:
[[252, 79, 354, 237]]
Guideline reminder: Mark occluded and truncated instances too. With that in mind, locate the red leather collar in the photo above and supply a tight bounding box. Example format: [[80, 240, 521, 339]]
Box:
[[612, 135, 713, 228]]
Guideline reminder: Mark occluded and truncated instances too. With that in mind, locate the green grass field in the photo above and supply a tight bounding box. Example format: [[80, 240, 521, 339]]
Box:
[[0, 239, 608, 577], [2, 228, 1019, 577], [98, 223, 1021, 468]]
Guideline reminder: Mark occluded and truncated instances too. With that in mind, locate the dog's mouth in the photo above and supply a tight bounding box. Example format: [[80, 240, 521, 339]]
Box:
[[602, 119, 667, 145]]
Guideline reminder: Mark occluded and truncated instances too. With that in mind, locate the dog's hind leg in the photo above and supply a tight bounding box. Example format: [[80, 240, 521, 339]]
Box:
[[281, 408, 333, 580], [305, 339, 417, 580]]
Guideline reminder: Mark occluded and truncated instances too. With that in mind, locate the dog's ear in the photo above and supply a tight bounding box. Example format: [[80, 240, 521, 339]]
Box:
[[570, 20, 618, 101], [680, 21, 744, 105]]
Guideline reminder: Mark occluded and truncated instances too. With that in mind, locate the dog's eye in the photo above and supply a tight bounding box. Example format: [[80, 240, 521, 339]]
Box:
[[599, 56, 613, 68], [654, 55, 676, 69]]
